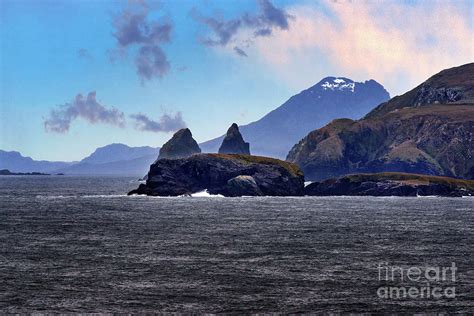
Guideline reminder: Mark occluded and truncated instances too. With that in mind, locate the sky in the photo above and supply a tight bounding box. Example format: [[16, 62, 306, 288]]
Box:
[[0, 0, 472, 161]]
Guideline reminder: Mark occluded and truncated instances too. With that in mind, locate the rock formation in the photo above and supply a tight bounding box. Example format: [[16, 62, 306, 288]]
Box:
[[287, 63, 474, 181], [158, 128, 201, 160], [128, 153, 304, 197], [305, 173, 474, 197], [218, 123, 250, 155]]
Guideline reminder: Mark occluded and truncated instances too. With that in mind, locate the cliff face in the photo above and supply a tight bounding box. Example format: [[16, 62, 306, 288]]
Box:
[[287, 64, 474, 181], [128, 154, 304, 197], [218, 123, 250, 155], [158, 128, 201, 160], [366, 63, 474, 118]]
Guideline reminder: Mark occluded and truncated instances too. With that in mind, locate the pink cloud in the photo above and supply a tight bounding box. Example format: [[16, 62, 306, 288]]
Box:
[[244, 0, 473, 96]]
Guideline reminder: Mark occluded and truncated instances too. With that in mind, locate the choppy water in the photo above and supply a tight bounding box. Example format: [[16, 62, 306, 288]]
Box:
[[0, 176, 473, 313]]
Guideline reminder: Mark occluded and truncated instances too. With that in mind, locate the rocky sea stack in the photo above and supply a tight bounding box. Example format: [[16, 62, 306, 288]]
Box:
[[218, 123, 250, 155], [128, 154, 304, 197], [158, 128, 201, 160], [305, 172, 474, 197]]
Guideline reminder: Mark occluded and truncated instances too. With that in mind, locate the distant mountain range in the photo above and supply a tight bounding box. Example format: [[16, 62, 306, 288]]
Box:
[[287, 63, 474, 180], [54, 154, 159, 176], [0, 144, 160, 176], [200, 77, 390, 158], [80, 143, 159, 165], [0, 151, 74, 173]]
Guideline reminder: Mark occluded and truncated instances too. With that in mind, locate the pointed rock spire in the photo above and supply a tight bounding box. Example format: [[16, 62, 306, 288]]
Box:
[[218, 123, 250, 155], [158, 128, 201, 159]]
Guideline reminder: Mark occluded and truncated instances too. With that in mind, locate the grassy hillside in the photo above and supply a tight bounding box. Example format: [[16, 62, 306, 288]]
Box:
[[209, 153, 304, 177], [344, 172, 474, 190]]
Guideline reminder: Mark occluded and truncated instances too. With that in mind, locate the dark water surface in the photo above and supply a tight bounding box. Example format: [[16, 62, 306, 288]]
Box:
[[0, 176, 473, 313]]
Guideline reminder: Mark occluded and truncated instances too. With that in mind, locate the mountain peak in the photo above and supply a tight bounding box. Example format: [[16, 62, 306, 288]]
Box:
[[303, 77, 388, 99], [316, 77, 355, 92], [308, 77, 387, 94]]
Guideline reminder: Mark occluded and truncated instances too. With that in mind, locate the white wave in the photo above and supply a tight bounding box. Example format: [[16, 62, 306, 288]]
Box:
[[416, 194, 439, 198], [129, 179, 146, 183], [82, 194, 128, 198], [35, 195, 77, 199], [127, 194, 181, 199], [188, 190, 224, 198]]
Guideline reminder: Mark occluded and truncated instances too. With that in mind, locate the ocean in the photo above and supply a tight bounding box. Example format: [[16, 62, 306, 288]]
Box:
[[0, 176, 473, 313]]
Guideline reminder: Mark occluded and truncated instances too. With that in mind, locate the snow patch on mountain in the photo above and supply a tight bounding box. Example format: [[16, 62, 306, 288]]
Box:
[[321, 78, 355, 92]]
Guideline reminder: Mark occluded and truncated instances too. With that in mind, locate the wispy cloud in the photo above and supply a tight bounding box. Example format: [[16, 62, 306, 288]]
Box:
[[194, 13, 242, 47], [244, 0, 473, 95], [193, 0, 290, 57], [130, 112, 186, 133], [177, 65, 189, 72], [135, 45, 170, 82], [44, 92, 187, 134], [234, 46, 248, 57], [77, 48, 93, 60], [244, 0, 290, 36], [111, 0, 172, 83], [44, 92, 125, 133]]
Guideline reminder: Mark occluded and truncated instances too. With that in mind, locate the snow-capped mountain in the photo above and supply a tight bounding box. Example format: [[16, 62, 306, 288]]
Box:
[[200, 77, 390, 159], [320, 77, 355, 92]]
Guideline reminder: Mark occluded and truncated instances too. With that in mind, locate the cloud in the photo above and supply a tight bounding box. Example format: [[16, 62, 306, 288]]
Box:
[[253, 28, 272, 37], [194, 0, 290, 52], [77, 48, 92, 60], [258, 0, 289, 29], [177, 65, 189, 72], [244, 0, 290, 36], [44, 92, 125, 133], [199, 17, 242, 46], [233, 46, 248, 57], [112, 0, 172, 83], [130, 112, 186, 133], [243, 0, 474, 96], [135, 45, 170, 83]]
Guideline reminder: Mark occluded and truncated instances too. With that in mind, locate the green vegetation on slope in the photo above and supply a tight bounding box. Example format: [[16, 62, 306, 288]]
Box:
[[209, 153, 304, 177], [344, 172, 474, 190]]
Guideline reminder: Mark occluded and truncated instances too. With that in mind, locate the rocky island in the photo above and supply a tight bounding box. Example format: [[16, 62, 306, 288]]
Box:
[[128, 154, 304, 197], [305, 172, 474, 197], [0, 169, 51, 176], [129, 124, 304, 197]]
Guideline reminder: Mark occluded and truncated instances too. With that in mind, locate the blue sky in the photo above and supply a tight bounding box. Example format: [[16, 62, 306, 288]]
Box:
[[1, 0, 472, 161]]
